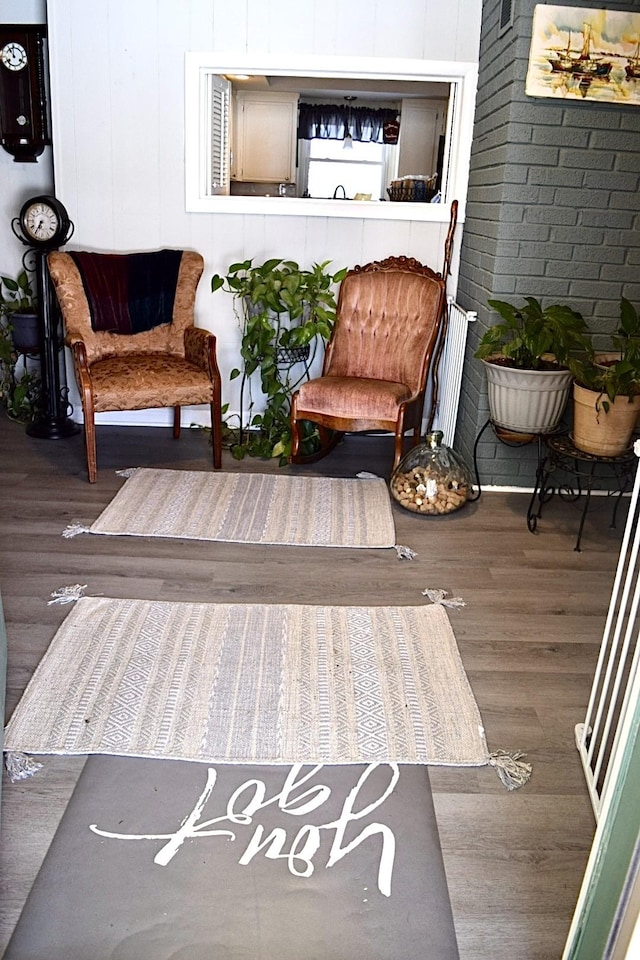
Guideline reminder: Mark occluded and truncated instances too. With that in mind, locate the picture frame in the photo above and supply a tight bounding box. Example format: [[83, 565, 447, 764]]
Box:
[[526, 5, 640, 105]]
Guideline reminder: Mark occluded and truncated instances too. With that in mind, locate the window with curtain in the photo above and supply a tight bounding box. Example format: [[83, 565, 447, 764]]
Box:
[[297, 103, 399, 144]]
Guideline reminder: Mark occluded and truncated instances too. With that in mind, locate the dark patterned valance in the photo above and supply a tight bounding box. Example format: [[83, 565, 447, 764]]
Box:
[[297, 103, 400, 144]]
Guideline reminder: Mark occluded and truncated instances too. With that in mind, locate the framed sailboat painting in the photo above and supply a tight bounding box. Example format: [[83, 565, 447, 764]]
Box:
[[526, 5, 640, 105]]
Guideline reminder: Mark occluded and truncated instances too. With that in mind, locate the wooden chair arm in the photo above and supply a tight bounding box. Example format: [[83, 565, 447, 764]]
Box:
[[184, 327, 221, 384], [68, 339, 90, 379]]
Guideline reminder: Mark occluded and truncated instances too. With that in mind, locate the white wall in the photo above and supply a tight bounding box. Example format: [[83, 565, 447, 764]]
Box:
[[43, 0, 481, 426]]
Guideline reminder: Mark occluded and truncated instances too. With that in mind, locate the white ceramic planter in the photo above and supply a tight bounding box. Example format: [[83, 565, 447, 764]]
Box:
[[482, 359, 573, 434]]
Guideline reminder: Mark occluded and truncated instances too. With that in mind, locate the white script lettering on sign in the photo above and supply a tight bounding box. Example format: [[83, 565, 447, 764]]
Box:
[[90, 763, 399, 897]]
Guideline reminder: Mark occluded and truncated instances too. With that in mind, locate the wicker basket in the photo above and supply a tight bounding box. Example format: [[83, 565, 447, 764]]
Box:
[[387, 177, 437, 202]]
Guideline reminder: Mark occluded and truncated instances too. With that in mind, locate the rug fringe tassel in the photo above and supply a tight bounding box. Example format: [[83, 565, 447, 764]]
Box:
[[115, 467, 139, 478], [422, 588, 466, 608], [48, 584, 87, 605], [395, 544, 417, 560], [62, 522, 91, 539], [5, 751, 43, 782], [488, 750, 532, 790]]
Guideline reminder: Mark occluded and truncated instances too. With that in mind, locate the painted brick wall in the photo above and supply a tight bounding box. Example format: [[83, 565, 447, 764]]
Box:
[[456, 0, 640, 488]]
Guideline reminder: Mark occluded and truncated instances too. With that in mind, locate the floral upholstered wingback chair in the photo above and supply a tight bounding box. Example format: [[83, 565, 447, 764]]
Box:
[[47, 249, 222, 482], [290, 256, 447, 471]]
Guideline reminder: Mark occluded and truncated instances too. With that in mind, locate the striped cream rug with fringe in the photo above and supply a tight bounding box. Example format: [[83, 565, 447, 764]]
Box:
[[63, 469, 397, 549], [4, 595, 531, 788]]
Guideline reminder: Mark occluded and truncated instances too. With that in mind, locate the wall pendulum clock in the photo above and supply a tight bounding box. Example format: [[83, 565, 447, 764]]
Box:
[[12, 194, 79, 439], [0, 24, 50, 162]]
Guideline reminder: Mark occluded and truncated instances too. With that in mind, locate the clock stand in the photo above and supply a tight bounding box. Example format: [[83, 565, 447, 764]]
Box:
[[11, 195, 79, 439], [25, 249, 79, 439]]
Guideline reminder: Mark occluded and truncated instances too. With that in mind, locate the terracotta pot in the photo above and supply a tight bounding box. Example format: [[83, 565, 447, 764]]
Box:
[[572, 382, 640, 457], [482, 359, 572, 434]]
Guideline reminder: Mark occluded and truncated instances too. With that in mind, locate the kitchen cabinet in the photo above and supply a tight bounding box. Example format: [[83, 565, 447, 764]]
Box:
[[397, 99, 447, 179], [232, 91, 299, 183]]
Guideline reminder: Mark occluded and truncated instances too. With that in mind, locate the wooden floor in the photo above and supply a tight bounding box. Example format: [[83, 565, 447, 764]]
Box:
[[0, 414, 627, 959]]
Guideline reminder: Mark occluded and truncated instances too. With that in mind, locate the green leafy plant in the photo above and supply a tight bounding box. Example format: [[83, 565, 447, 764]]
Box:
[[570, 297, 640, 414], [0, 269, 42, 422], [0, 269, 37, 317], [211, 257, 347, 463], [475, 296, 590, 370], [0, 317, 42, 423]]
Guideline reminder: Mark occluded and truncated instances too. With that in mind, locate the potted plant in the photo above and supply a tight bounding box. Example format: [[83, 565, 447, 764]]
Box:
[[474, 296, 590, 434], [570, 298, 640, 457], [211, 257, 347, 462], [0, 314, 42, 423], [0, 269, 40, 355]]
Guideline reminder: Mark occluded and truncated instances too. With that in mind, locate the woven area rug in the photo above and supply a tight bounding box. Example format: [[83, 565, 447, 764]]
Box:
[[5, 596, 491, 772], [64, 469, 396, 548]]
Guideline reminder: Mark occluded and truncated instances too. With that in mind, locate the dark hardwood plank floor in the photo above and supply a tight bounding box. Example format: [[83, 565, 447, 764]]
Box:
[[0, 414, 626, 959]]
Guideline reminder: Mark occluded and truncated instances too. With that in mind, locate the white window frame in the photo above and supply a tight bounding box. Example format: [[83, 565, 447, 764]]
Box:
[[185, 53, 478, 223]]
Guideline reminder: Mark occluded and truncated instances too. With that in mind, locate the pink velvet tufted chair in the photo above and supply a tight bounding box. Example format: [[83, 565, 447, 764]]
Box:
[[290, 256, 447, 471], [47, 249, 222, 482]]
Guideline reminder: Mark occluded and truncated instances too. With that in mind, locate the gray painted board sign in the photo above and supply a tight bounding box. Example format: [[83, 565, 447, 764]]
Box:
[[5, 756, 459, 959]]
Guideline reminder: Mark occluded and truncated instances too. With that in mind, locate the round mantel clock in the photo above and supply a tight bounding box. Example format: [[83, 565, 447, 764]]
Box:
[[17, 195, 73, 248]]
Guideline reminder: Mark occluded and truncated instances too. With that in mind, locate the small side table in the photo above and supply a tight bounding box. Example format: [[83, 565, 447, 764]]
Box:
[[527, 434, 636, 551]]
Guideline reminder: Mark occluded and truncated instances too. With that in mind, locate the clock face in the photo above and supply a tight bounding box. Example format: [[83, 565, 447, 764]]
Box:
[[18, 196, 71, 248], [1, 41, 28, 72], [22, 201, 61, 243]]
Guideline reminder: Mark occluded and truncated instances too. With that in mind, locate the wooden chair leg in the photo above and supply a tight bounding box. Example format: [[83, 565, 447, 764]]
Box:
[[83, 399, 98, 483], [290, 394, 302, 462], [209, 404, 222, 469], [392, 434, 405, 471], [210, 377, 222, 469], [173, 406, 181, 439], [393, 410, 409, 470]]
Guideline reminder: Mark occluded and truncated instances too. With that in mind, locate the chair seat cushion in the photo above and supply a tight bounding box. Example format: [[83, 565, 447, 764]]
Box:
[[296, 376, 411, 422], [89, 354, 213, 412]]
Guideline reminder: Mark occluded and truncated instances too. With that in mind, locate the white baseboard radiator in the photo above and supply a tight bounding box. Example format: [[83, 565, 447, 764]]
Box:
[[575, 443, 640, 819], [430, 297, 477, 447]]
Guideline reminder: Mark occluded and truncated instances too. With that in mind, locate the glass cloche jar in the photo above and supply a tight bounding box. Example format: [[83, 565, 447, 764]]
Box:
[[390, 431, 473, 515]]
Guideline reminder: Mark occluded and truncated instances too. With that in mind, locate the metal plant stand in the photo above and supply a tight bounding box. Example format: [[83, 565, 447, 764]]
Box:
[[527, 433, 636, 551], [470, 417, 556, 502]]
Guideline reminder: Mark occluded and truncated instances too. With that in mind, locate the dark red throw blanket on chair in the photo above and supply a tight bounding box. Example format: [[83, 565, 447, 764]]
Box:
[[70, 249, 183, 334]]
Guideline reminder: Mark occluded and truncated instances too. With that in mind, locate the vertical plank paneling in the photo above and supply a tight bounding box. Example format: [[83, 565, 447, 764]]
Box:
[[49, 0, 113, 247], [421, 0, 459, 61], [331, 5, 377, 57], [311, 0, 340, 56], [108, 0, 161, 247], [157, 0, 194, 244], [211, 0, 247, 51], [373, 0, 429, 59], [455, 0, 482, 62], [359, 217, 414, 264], [245, 0, 309, 53], [187, 0, 215, 48]]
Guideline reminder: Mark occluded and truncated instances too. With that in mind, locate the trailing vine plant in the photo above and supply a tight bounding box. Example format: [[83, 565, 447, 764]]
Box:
[[0, 270, 42, 423], [211, 257, 346, 463]]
